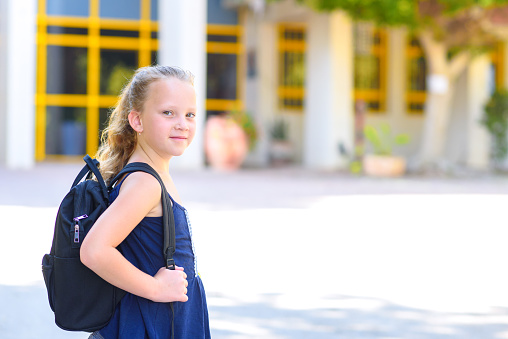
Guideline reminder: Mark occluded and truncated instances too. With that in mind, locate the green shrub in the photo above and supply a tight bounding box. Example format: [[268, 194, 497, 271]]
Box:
[[364, 123, 410, 155], [482, 89, 508, 167]]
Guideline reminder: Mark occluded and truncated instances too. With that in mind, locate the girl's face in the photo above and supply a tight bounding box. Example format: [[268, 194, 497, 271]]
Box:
[[138, 78, 197, 159]]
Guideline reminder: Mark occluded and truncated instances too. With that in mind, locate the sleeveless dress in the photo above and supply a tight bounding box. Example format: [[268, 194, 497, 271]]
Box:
[[93, 175, 211, 339]]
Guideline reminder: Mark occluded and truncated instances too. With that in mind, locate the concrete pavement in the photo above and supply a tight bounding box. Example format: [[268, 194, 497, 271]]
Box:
[[2, 162, 508, 338]]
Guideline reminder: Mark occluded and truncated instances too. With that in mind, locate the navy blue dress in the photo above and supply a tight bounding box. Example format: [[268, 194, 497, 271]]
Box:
[[95, 175, 211, 339]]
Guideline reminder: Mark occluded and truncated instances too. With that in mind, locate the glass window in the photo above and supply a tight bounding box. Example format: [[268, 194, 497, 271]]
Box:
[[353, 25, 387, 112], [100, 29, 140, 38], [100, 0, 140, 20], [98, 108, 111, 146], [100, 50, 138, 95], [47, 26, 88, 35], [207, 54, 237, 100], [278, 25, 305, 111], [46, 106, 87, 155], [406, 37, 427, 114], [408, 57, 426, 91], [207, 35, 238, 43], [281, 52, 305, 87], [46, 0, 89, 16], [151, 51, 158, 65], [47, 46, 87, 94], [208, 0, 238, 25], [151, 0, 158, 21]]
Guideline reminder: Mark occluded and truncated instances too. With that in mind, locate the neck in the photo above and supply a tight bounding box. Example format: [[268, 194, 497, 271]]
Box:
[[129, 143, 171, 174]]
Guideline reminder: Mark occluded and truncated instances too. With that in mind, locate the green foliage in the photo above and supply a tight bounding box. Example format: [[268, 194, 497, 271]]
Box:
[[293, 0, 416, 26], [107, 64, 134, 96], [270, 119, 289, 141], [364, 123, 410, 155], [349, 160, 363, 174], [285, 0, 508, 28], [230, 110, 259, 150], [481, 89, 508, 165]]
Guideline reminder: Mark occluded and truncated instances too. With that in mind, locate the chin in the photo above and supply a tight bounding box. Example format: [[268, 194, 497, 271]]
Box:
[[171, 149, 186, 157]]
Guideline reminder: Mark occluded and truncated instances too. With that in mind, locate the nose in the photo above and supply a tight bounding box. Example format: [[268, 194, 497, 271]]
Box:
[[175, 116, 189, 131]]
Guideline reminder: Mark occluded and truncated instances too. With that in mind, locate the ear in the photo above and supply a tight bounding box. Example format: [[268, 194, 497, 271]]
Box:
[[128, 110, 143, 133]]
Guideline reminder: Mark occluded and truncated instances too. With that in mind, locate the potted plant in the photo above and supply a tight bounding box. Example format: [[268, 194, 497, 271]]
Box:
[[269, 119, 293, 166], [204, 110, 258, 171], [362, 123, 410, 177], [481, 89, 508, 170]]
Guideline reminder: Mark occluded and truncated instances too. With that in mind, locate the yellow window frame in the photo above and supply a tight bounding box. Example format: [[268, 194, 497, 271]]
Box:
[[406, 36, 427, 115], [491, 42, 505, 90], [35, 0, 158, 161], [353, 28, 388, 113], [206, 24, 244, 113], [278, 24, 306, 112]]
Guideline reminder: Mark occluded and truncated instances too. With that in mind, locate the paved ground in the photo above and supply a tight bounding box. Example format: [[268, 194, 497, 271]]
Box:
[[2, 162, 508, 338]]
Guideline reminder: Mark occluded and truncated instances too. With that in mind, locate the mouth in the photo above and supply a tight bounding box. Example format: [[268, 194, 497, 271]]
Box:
[[170, 136, 187, 140]]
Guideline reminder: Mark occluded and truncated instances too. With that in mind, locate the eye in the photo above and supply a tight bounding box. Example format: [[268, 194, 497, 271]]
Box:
[[162, 110, 174, 116], [186, 112, 196, 118]]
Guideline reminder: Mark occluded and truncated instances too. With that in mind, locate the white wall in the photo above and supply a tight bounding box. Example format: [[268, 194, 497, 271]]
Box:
[[303, 11, 353, 169], [243, 9, 270, 167], [158, 0, 207, 169], [1, 0, 37, 169], [0, 0, 7, 165], [465, 55, 490, 169]]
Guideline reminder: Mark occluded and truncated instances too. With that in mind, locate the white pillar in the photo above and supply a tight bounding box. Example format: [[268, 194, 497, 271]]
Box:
[[303, 11, 354, 169], [251, 21, 277, 167], [0, 0, 37, 169], [158, 0, 207, 169], [466, 55, 490, 169]]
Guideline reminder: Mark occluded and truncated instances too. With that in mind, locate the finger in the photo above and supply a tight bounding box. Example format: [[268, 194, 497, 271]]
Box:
[[175, 266, 184, 271], [184, 280, 188, 287], [182, 272, 187, 279], [181, 295, 188, 302]]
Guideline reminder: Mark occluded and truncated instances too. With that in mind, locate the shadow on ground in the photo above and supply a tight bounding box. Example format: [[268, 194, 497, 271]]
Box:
[[207, 292, 508, 339]]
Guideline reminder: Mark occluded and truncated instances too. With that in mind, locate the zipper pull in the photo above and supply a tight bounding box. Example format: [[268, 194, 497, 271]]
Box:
[[74, 224, 80, 243], [73, 214, 88, 244]]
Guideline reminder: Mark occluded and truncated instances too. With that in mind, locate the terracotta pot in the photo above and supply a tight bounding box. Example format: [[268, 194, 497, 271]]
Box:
[[205, 116, 249, 171], [363, 154, 406, 177]]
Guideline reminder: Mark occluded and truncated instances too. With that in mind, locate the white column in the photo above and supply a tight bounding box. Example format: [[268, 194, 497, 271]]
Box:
[[466, 55, 490, 169], [158, 0, 207, 169], [0, 0, 37, 169], [303, 11, 354, 169], [251, 21, 277, 167]]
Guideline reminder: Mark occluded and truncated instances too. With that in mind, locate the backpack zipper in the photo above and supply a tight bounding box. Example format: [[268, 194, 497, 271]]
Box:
[[73, 214, 88, 243]]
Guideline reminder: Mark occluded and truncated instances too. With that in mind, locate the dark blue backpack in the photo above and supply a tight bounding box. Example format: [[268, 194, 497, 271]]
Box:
[[42, 155, 175, 332]]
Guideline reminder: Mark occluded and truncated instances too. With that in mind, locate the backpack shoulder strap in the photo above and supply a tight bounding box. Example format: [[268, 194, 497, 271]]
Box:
[[109, 163, 176, 270]]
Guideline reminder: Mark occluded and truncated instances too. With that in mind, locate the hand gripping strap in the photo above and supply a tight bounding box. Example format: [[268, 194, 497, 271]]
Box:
[[109, 163, 176, 270]]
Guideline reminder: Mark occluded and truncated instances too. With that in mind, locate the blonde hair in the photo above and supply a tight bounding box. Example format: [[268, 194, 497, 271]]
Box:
[[96, 65, 195, 184]]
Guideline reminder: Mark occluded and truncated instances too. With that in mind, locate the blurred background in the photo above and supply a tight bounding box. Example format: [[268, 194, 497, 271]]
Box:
[[3, 0, 508, 338]]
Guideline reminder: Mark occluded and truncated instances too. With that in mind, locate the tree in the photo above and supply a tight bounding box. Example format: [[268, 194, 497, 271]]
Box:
[[272, 0, 508, 166]]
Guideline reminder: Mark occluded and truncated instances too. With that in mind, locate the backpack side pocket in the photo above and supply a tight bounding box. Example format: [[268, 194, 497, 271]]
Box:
[[42, 254, 55, 312]]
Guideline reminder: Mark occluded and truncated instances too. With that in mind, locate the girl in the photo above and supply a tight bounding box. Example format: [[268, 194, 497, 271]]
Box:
[[81, 65, 210, 339]]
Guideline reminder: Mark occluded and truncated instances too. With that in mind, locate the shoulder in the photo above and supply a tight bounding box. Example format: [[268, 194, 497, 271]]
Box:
[[117, 171, 162, 202]]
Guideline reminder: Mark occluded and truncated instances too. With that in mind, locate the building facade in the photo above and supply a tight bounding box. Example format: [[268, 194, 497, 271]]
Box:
[[0, 0, 507, 170]]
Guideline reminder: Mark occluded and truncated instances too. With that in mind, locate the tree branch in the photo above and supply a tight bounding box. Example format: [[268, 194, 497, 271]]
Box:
[[419, 31, 447, 73], [449, 50, 470, 80]]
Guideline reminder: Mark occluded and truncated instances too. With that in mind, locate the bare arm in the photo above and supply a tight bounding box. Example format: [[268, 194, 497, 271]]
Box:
[[80, 172, 188, 302]]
